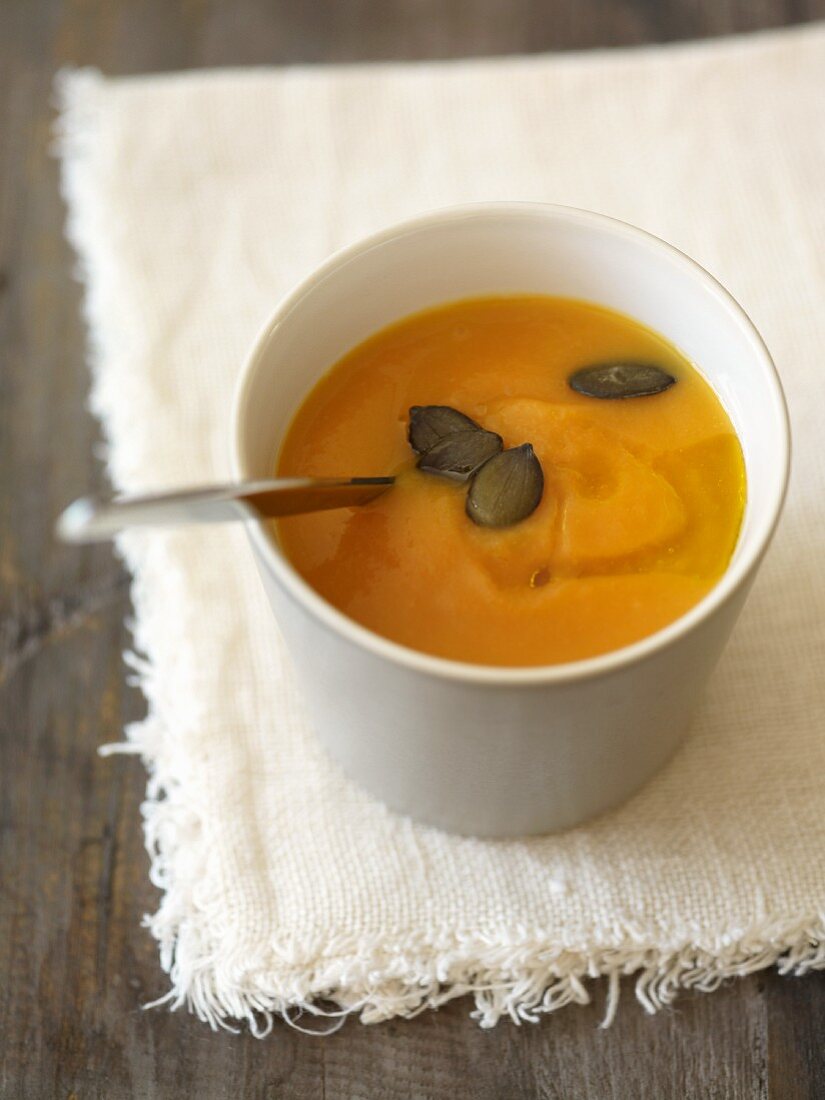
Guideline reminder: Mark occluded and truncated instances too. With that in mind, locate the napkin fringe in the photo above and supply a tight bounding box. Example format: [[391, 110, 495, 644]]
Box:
[[125, 740, 825, 1032], [123, 711, 825, 1031], [55, 62, 825, 1036], [141, 917, 824, 1031], [100, 695, 825, 1031]]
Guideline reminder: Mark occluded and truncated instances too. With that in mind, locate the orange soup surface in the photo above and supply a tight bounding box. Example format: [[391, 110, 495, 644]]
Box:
[[275, 296, 745, 666]]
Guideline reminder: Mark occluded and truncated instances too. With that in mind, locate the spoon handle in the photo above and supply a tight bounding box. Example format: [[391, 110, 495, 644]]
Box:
[[56, 477, 395, 544]]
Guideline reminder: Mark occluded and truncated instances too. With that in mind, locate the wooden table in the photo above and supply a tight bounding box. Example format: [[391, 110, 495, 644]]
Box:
[[2, 2, 824, 1096]]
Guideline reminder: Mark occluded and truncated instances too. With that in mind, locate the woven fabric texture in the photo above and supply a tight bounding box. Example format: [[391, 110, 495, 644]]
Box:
[[57, 25, 825, 1029]]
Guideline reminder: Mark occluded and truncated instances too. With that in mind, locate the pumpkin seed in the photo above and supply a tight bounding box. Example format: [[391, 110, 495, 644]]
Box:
[[417, 428, 503, 482], [408, 405, 482, 454], [466, 444, 544, 528], [569, 362, 676, 399]]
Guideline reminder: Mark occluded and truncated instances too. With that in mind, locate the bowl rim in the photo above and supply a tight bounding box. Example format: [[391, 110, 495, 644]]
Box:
[[230, 201, 791, 687]]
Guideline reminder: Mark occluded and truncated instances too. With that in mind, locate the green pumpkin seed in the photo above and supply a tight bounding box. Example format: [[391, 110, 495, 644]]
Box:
[[408, 405, 482, 454], [569, 362, 676, 399], [466, 444, 544, 528], [417, 429, 503, 482]]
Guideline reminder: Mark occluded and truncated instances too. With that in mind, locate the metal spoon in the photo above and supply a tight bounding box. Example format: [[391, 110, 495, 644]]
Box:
[[56, 476, 395, 544]]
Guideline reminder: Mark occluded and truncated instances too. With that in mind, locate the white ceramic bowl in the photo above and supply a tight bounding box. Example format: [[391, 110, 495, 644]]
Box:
[[232, 203, 790, 837]]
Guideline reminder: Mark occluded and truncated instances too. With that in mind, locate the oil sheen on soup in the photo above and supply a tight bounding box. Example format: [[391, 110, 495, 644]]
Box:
[[275, 296, 746, 666]]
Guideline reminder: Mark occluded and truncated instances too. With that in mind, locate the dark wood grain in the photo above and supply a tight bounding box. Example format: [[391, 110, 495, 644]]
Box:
[[3, 1, 825, 1097]]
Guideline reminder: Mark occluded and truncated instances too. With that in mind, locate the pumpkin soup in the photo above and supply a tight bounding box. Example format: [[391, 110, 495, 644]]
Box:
[[275, 296, 745, 666]]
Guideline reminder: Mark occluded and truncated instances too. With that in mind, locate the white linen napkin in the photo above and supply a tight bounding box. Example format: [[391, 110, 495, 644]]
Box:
[[57, 23, 825, 1031]]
